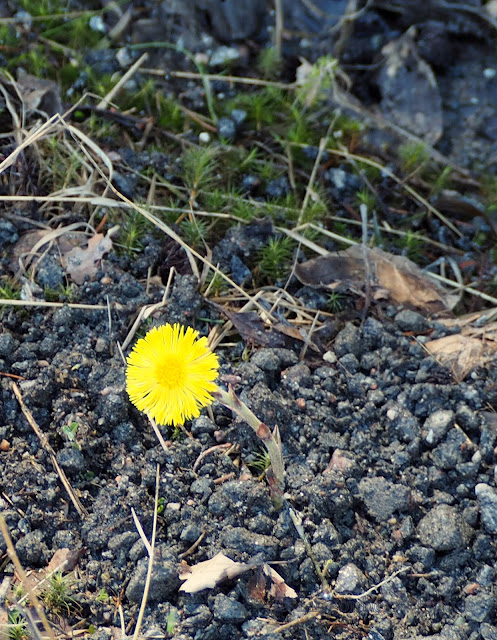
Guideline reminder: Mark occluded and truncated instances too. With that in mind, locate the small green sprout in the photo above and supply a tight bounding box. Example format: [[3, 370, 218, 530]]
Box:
[[258, 236, 294, 280], [40, 572, 76, 616]]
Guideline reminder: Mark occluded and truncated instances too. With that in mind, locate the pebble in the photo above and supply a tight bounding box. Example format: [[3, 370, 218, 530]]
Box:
[[464, 592, 495, 623], [213, 593, 249, 623], [423, 410, 455, 445], [481, 623, 497, 640], [0, 220, 19, 245], [126, 547, 179, 603], [0, 333, 18, 358], [217, 116, 237, 141], [394, 309, 429, 333], [417, 504, 473, 551], [334, 563, 366, 594], [334, 323, 361, 358], [358, 476, 410, 522], [475, 483, 497, 533], [57, 447, 87, 475], [265, 176, 290, 199], [15, 530, 48, 566], [209, 45, 241, 67]]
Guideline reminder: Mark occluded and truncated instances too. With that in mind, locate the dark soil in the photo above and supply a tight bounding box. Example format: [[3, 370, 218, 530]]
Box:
[[2, 2, 497, 640]]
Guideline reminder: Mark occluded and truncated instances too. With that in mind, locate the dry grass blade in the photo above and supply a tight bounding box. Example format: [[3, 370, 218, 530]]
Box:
[[0, 299, 116, 310], [97, 52, 149, 110], [0, 517, 56, 640], [11, 383, 87, 518], [131, 465, 159, 640]]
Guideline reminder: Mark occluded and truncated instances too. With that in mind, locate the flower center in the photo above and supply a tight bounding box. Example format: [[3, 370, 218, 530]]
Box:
[[156, 354, 186, 389]]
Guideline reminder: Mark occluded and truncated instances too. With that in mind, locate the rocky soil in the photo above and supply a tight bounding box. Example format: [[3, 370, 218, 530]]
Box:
[[2, 2, 497, 640]]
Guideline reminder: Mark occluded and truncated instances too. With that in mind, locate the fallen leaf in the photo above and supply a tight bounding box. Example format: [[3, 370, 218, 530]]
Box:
[[62, 233, 113, 284], [46, 548, 84, 574], [179, 552, 251, 593], [221, 309, 286, 347], [16, 71, 62, 116], [263, 564, 297, 599], [425, 335, 483, 382], [295, 244, 458, 315]]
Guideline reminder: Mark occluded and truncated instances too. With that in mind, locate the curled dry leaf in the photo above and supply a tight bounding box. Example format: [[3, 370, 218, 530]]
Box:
[[62, 233, 113, 284], [295, 244, 458, 315], [179, 552, 250, 593], [179, 552, 298, 598], [425, 321, 497, 382]]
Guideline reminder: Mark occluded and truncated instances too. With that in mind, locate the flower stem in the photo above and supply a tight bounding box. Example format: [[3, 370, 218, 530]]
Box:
[[213, 385, 285, 497]]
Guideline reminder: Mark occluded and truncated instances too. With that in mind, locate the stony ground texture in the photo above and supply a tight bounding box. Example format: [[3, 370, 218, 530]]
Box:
[[2, 2, 497, 640]]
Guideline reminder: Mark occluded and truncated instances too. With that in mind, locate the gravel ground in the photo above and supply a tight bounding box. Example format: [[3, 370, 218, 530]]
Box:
[[1, 248, 497, 640], [2, 2, 497, 640]]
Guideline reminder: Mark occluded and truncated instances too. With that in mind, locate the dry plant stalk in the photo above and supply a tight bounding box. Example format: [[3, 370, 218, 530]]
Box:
[[213, 385, 285, 503]]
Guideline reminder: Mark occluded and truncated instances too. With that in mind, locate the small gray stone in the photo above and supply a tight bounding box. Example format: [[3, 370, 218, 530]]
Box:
[[358, 477, 410, 522], [213, 593, 248, 623], [334, 323, 361, 358], [0, 333, 18, 358], [126, 546, 179, 603], [481, 623, 497, 640], [57, 447, 86, 476], [209, 45, 241, 67], [15, 530, 48, 567], [423, 410, 455, 446], [417, 504, 473, 551], [475, 483, 497, 533], [108, 531, 139, 554], [431, 428, 466, 470], [0, 220, 19, 244], [251, 349, 282, 374], [37, 256, 64, 289], [395, 309, 429, 333], [217, 116, 236, 141], [265, 176, 290, 199], [335, 563, 366, 595], [464, 592, 495, 623], [230, 109, 247, 127], [220, 526, 279, 559]]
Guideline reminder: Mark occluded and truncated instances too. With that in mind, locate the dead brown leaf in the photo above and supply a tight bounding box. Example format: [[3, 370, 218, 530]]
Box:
[[221, 309, 286, 347], [263, 565, 297, 600], [16, 72, 62, 116], [179, 552, 251, 593], [425, 321, 497, 381], [178, 552, 298, 598], [425, 335, 483, 382], [295, 245, 458, 315], [62, 233, 113, 284]]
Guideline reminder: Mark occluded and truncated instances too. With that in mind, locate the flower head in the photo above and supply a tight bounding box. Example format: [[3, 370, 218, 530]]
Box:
[[126, 323, 219, 426]]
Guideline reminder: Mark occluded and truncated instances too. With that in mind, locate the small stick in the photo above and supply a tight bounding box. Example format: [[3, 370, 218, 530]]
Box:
[[11, 383, 87, 518], [0, 516, 57, 640], [192, 443, 232, 473], [97, 52, 149, 110], [179, 527, 207, 559], [213, 385, 285, 500]]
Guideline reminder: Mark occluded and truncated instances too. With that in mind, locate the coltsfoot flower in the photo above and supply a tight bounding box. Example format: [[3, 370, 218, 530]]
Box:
[[126, 323, 219, 426]]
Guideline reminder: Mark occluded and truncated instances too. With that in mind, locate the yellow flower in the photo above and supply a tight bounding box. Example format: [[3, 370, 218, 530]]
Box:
[[126, 323, 219, 426]]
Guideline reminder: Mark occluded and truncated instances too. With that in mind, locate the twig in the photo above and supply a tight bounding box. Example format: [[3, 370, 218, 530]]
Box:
[[179, 528, 207, 560], [11, 383, 87, 518], [192, 443, 232, 473], [333, 566, 410, 600], [132, 465, 159, 640], [149, 417, 170, 454], [274, 611, 320, 633], [97, 52, 149, 110], [0, 517, 56, 640], [213, 386, 285, 501]]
